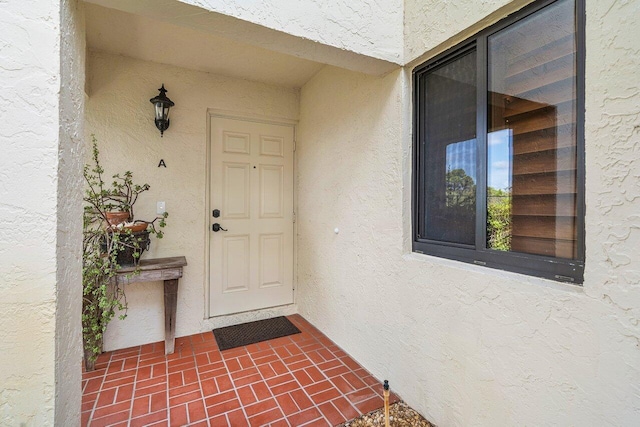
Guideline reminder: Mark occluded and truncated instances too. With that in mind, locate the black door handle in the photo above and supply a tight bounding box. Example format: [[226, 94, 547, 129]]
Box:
[[212, 223, 227, 232]]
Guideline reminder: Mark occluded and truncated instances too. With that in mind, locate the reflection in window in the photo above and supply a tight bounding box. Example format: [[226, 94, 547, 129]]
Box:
[[413, 0, 583, 282], [487, 130, 512, 251], [445, 139, 476, 209], [420, 49, 477, 246], [487, 0, 577, 259]]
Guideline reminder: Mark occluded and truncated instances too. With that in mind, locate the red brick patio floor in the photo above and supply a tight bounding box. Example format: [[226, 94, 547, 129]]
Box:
[[82, 314, 399, 426]]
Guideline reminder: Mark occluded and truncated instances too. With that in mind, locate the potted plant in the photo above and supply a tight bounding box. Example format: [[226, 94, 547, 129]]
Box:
[[82, 136, 168, 370], [101, 168, 167, 267]]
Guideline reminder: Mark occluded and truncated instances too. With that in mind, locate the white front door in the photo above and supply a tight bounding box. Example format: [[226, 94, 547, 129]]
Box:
[[209, 116, 295, 316]]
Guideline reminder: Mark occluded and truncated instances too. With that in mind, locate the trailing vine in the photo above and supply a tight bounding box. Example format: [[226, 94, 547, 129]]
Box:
[[82, 136, 168, 370]]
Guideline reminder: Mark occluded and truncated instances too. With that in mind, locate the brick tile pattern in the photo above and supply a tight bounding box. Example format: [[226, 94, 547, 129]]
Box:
[[82, 315, 399, 426]]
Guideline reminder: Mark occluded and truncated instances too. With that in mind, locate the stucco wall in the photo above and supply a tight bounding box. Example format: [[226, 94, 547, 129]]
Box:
[[85, 51, 300, 351], [180, 0, 404, 64], [0, 0, 83, 424], [404, 0, 536, 65], [83, 0, 400, 76], [297, 1, 640, 425], [56, 0, 85, 425]]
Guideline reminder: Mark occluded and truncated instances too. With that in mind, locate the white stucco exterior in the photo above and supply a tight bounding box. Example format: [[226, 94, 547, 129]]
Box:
[[179, 0, 404, 64], [83, 0, 400, 75], [56, 1, 86, 425], [2, 0, 639, 424], [84, 3, 325, 88], [0, 0, 84, 425], [296, 0, 640, 425], [404, 0, 536, 64]]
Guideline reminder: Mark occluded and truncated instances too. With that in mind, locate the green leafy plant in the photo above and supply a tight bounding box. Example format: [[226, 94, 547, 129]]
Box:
[[445, 168, 476, 209], [487, 187, 512, 251], [82, 136, 168, 370]]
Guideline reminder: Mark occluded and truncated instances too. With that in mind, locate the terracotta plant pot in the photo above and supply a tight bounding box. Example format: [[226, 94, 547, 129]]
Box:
[[106, 211, 130, 226], [124, 221, 148, 233]]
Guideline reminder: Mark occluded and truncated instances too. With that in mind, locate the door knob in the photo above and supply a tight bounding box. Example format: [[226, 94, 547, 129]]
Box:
[[212, 223, 227, 232]]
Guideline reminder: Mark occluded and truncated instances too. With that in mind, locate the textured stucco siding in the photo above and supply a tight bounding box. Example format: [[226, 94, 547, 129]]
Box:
[[584, 0, 640, 287], [181, 0, 404, 64], [0, 0, 59, 425], [85, 52, 299, 351], [56, 0, 85, 425], [297, 0, 640, 425], [0, 0, 83, 425], [404, 0, 536, 65], [82, 0, 400, 76]]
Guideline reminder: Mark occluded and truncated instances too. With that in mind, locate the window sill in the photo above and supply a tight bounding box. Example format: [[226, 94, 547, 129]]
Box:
[[402, 251, 585, 294]]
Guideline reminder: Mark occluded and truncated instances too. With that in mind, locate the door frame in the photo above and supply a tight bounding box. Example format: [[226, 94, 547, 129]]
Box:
[[205, 109, 298, 318]]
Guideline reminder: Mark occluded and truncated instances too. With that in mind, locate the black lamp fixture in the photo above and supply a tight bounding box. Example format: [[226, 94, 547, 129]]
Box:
[[149, 84, 174, 137]]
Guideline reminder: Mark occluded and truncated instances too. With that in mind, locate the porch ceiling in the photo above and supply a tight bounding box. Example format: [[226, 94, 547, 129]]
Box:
[[85, 3, 325, 88]]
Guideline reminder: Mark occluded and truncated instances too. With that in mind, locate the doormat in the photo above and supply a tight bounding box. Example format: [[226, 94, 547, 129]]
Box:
[[212, 316, 301, 351]]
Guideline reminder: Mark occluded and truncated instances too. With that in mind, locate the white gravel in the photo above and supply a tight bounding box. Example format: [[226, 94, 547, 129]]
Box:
[[339, 401, 435, 427]]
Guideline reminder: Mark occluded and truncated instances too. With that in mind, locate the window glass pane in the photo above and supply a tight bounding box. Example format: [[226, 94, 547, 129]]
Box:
[[487, 0, 577, 258], [422, 50, 477, 245]]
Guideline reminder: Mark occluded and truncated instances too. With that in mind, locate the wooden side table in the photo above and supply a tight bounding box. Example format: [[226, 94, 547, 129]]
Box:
[[115, 256, 187, 355]]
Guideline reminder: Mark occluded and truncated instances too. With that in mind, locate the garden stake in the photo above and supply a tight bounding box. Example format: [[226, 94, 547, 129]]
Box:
[[384, 380, 390, 427]]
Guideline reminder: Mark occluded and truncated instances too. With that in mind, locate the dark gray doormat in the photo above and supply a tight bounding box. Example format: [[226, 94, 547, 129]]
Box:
[[212, 316, 301, 351]]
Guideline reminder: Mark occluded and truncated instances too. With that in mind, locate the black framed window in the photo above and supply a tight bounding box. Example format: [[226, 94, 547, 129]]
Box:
[[412, 0, 585, 283]]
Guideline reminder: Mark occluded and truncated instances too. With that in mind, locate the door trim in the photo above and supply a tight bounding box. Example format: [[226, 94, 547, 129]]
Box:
[[204, 109, 298, 318]]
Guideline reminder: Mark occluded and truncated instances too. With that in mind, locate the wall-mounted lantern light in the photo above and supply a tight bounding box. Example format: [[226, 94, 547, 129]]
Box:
[[149, 84, 174, 137]]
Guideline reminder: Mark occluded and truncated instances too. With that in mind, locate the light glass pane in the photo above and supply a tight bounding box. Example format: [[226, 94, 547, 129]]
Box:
[[487, 0, 577, 258]]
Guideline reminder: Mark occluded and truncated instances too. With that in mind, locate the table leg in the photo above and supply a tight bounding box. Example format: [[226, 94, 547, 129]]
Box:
[[163, 279, 179, 354]]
